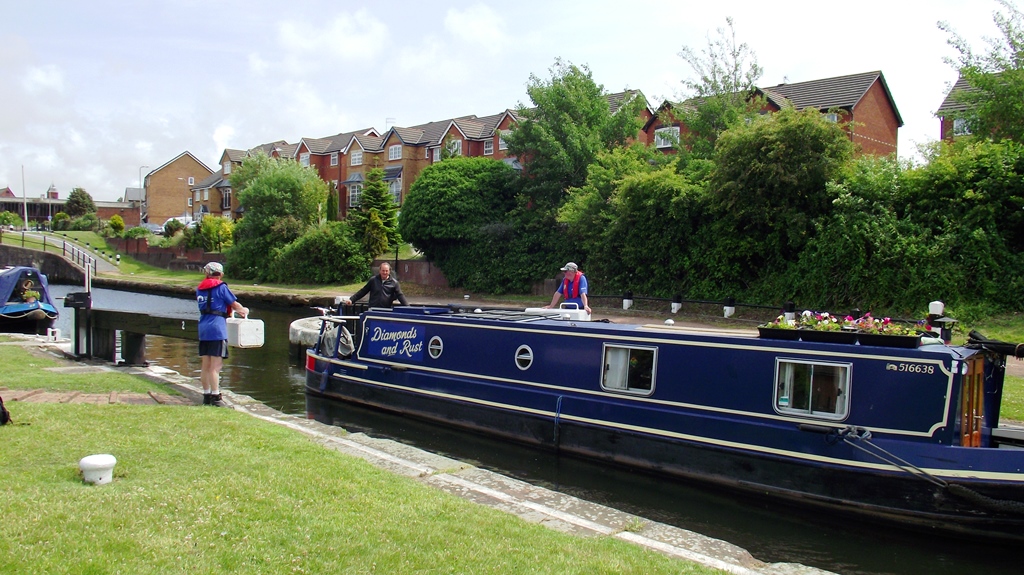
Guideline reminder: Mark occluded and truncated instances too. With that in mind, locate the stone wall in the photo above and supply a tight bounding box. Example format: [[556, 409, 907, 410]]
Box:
[[0, 245, 86, 285]]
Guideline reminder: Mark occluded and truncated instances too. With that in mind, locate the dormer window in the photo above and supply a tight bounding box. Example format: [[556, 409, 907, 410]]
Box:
[[300, 152, 310, 167], [953, 117, 971, 136], [223, 161, 231, 175], [330, 152, 338, 166], [351, 150, 363, 166], [389, 145, 402, 161]]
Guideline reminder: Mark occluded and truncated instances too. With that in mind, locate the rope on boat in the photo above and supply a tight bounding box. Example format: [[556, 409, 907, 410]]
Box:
[[838, 426, 949, 488], [838, 426, 1024, 515]]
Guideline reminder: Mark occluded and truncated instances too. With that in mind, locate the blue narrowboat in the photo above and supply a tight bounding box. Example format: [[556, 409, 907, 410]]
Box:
[[305, 305, 1024, 539], [0, 266, 59, 334]]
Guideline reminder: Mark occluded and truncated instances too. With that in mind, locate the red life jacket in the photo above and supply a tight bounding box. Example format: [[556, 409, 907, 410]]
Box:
[[561, 271, 582, 299]]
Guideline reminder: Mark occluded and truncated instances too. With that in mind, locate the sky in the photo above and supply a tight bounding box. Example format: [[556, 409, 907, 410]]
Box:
[[0, 0, 1006, 202]]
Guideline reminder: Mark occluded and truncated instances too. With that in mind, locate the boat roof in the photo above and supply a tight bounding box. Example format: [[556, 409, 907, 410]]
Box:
[[0, 266, 51, 302]]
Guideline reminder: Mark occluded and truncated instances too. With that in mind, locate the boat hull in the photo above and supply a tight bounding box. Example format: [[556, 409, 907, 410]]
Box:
[[304, 308, 1024, 540]]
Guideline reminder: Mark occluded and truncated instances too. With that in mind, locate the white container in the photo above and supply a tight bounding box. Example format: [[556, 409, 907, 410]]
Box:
[[227, 315, 265, 348], [79, 454, 117, 485]]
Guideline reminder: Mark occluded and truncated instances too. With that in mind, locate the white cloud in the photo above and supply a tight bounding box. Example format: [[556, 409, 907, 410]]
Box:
[[444, 5, 507, 55], [277, 10, 388, 63], [22, 64, 64, 93], [213, 125, 235, 155]]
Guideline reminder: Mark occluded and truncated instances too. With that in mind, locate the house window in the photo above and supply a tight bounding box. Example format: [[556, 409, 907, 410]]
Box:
[[953, 117, 971, 136], [349, 183, 363, 207], [300, 152, 310, 167], [351, 150, 363, 166], [498, 130, 510, 150], [202, 189, 208, 201], [194, 190, 200, 202], [222, 189, 231, 210], [432, 148, 440, 162], [223, 161, 231, 175], [601, 345, 656, 395], [446, 139, 462, 157], [330, 152, 338, 166], [774, 359, 851, 420], [484, 140, 494, 155], [654, 126, 680, 148], [188, 176, 195, 186], [188, 198, 193, 207], [389, 145, 402, 160], [823, 113, 839, 123], [389, 179, 401, 204]]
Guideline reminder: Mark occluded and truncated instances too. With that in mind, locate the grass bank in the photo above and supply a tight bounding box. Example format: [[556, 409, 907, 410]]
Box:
[[0, 345, 719, 575]]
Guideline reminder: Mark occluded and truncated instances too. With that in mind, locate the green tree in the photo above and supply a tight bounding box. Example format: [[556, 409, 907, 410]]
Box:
[[267, 221, 371, 284], [673, 17, 764, 159], [399, 157, 519, 290], [227, 153, 329, 279], [199, 216, 234, 252], [109, 214, 125, 235], [65, 187, 96, 217], [504, 59, 647, 209], [52, 212, 70, 231], [704, 107, 854, 291], [0, 211, 19, 227], [349, 168, 400, 258], [326, 186, 339, 222], [163, 218, 185, 237], [939, 0, 1024, 143]]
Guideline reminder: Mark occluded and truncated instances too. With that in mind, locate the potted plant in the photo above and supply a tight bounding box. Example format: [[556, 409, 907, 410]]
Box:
[[852, 314, 922, 348], [22, 289, 40, 303], [758, 315, 801, 339]]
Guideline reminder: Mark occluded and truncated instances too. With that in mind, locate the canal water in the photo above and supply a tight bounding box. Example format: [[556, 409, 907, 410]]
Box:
[[48, 286, 1022, 575]]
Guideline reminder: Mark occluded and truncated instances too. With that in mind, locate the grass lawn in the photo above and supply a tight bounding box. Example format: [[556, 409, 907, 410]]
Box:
[[0, 345, 173, 394], [1, 404, 718, 574]]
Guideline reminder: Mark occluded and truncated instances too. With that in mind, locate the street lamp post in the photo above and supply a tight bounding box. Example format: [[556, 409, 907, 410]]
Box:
[[138, 165, 149, 226]]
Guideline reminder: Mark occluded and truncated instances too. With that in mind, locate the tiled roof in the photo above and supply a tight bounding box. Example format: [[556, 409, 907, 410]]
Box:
[[225, 149, 247, 163], [247, 140, 290, 156], [277, 143, 300, 158], [324, 128, 377, 153], [607, 89, 650, 114], [352, 134, 384, 151], [123, 187, 143, 202], [194, 171, 224, 189], [300, 137, 333, 154], [937, 76, 975, 114]]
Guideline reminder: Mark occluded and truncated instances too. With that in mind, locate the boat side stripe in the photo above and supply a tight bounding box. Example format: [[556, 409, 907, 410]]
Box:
[[327, 371, 1024, 483]]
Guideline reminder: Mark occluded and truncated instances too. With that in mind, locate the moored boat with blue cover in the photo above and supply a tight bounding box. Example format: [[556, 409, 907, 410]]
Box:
[[305, 304, 1024, 540], [0, 266, 58, 334]]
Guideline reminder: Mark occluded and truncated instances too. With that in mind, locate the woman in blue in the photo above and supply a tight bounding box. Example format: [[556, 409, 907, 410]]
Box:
[[196, 262, 248, 407]]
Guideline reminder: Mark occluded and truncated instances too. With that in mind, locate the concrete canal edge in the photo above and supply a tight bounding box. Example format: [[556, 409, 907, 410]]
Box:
[[111, 359, 834, 574]]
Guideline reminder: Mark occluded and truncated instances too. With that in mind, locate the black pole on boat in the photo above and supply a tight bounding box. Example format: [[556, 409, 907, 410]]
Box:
[[783, 300, 796, 323], [622, 291, 633, 311]]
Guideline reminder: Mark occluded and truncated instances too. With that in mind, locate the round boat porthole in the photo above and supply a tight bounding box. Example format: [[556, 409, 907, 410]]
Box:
[[428, 336, 443, 359], [515, 345, 534, 370]]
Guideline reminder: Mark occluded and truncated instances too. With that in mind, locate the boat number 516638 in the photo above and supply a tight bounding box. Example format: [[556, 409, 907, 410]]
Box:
[[886, 363, 935, 374]]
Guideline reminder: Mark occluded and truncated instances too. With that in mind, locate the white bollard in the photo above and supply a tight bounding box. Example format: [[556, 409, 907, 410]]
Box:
[[79, 454, 117, 485], [46, 328, 61, 342]]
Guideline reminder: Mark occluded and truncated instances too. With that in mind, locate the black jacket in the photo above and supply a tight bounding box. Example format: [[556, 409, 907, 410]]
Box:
[[351, 275, 408, 308]]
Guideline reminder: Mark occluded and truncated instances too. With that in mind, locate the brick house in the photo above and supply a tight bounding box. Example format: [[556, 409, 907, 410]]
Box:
[[144, 151, 214, 227], [644, 71, 903, 157], [294, 128, 379, 219], [936, 76, 975, 140]]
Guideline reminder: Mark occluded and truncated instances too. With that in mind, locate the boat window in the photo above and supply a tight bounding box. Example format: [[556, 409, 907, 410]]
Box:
[[775, 359, 850, 419], [428, 336, 443, 359], [601, 345, 656, 395], [515, 345, 534, 370]]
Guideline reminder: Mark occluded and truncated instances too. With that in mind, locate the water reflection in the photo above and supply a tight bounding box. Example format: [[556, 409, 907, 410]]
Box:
[[45, 285, 1024, 575]]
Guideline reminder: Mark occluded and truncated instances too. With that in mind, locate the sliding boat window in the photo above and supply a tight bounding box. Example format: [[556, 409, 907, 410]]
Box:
[[601, 345, 656, 395], [775, 359, 851, 420]]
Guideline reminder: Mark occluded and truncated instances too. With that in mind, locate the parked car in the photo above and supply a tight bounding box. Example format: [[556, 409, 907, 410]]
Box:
[[142, 223, 163, 235]]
